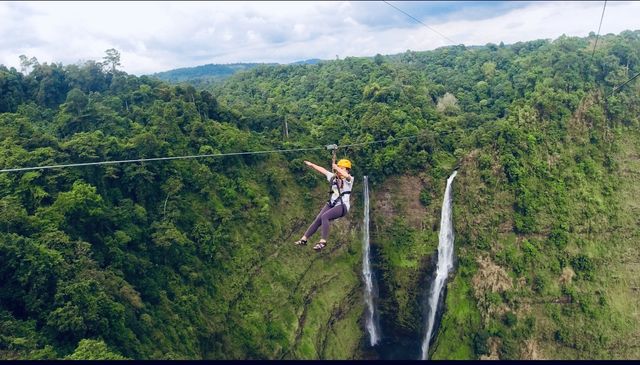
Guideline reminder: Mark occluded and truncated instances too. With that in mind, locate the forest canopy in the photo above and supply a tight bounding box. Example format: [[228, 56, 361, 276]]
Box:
[[1, 30, 639, 359]]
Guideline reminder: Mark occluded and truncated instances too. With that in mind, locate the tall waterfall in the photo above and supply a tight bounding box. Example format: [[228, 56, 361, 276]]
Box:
[[420, 171, 458, 360], [362, 176, 380, 346]]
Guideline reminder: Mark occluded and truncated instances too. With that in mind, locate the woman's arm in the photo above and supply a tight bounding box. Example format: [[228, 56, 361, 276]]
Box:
[[332, 163, 352, 182], [304, 161, 331, 176]]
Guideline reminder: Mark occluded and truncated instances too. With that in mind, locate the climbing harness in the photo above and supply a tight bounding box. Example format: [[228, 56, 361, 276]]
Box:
[[325, 144, 350, 215], [327, 174, 350, 215]]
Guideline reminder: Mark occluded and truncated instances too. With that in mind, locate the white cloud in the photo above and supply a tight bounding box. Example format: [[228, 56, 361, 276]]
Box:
[[0, 1, 638, 75]]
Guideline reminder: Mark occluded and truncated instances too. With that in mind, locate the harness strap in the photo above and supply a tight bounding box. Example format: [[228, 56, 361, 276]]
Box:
[[328, 176, 351, 209]]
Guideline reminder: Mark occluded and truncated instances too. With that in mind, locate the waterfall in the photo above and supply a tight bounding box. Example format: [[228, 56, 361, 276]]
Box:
[[420, 170, 458, 360], [362, 176, 380, 346]]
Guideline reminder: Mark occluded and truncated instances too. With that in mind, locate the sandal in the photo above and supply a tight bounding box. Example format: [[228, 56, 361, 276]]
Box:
[[313, 241, 327, 251], [294, 238, 308, 246]]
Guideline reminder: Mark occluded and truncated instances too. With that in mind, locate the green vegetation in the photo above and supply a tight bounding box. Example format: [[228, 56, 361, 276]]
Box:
[[65, 339, 128, 360], [1, 30, 639, 359]]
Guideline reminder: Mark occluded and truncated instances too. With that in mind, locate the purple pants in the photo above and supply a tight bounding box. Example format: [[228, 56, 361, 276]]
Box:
[[303, 203, 347, 240]]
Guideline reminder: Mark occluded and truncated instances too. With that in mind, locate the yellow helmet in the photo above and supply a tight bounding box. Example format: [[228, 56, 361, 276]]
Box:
[[337, 159, 352, 169]]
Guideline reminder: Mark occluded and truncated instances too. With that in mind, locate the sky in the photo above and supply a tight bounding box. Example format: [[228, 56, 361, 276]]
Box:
[[0, 1, 638, 76]]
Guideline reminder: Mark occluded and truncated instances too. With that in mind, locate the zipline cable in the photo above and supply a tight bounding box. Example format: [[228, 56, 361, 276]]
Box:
[[590, 1, 607, 61], [382, 1, 457, 45], [0, 133, 432, 173], [0, 146, 325, 173], [611, 69, 640, 94]]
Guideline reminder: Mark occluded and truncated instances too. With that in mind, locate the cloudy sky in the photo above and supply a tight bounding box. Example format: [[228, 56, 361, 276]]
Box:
[[1, 1, 638, 75]]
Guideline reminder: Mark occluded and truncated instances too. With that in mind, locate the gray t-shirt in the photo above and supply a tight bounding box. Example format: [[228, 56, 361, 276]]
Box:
[[325, 171, 354, 211]]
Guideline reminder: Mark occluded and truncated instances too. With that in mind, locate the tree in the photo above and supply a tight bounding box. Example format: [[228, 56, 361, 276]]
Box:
[[374, 53, 384, 65], [66, 60, 110, 93], [64, 88, 88, 116], [19, 55, 39, 74], [436, 92, 460, 115], [103, 49, 121, 73], [40, 181, 105, 236], [0, 66, 27, 112], [64, 339, 127, 360], [481, 61, 496, 80], [29, 62, 70, 108]]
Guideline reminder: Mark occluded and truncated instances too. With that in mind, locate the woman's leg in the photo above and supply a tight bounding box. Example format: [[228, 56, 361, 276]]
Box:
[[302, 203, 331, 239], [320, 204, 347, 241]]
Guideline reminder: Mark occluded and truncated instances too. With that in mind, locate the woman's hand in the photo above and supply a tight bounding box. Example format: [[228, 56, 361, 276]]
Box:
[[333, 163, 350, 180], [332, 164, 341, 176], [304, 160, 312, 167]]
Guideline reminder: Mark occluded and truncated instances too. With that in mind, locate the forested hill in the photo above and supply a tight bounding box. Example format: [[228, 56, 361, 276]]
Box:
[[1, 30, 639, 360], [150, 62, 267, 86], [150, 60, 324, 87]]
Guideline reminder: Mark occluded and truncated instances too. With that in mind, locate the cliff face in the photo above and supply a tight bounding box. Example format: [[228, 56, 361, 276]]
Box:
[[429, 115, 640, 360]]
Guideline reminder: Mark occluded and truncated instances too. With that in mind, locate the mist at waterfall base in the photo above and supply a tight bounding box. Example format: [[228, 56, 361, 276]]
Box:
[[421, 171, 458, 360]]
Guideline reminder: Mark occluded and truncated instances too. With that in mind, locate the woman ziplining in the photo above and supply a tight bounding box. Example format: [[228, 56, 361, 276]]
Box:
[[294, 158, 353, 251], [294, 146, 353, 251]]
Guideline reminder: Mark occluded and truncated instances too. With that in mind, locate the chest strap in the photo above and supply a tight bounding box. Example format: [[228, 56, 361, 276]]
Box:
[[328, 176, 351, 208]]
